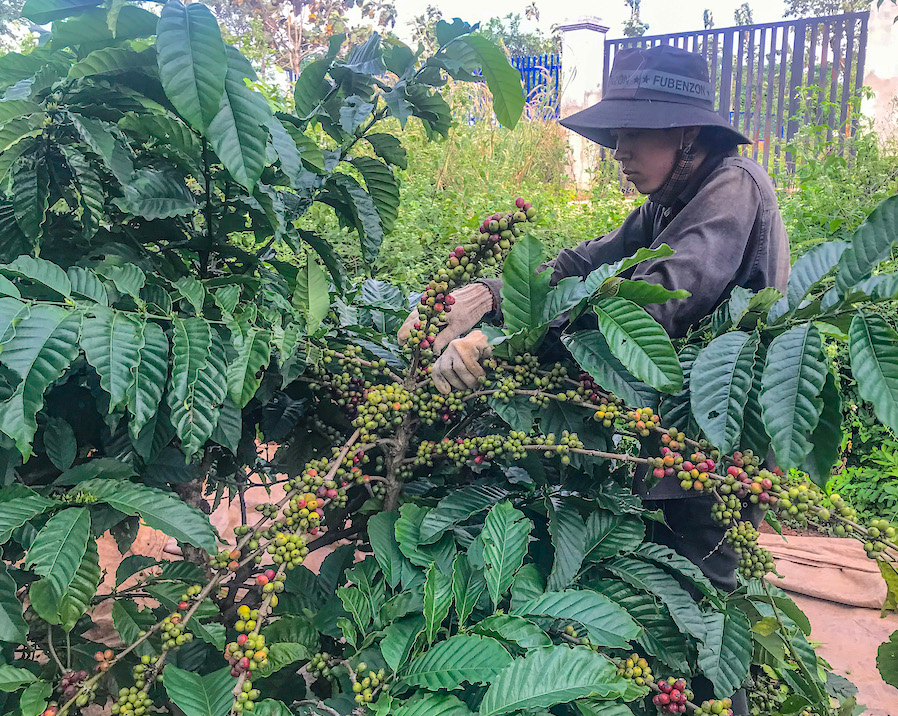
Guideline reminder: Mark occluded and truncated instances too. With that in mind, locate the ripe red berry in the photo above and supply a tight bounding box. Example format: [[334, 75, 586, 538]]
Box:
[[515, 197, 526, 208], [257, 575, 269, 586], [237, 634, 248, 645], [455, 246, 465, 256], [523, 202, 532, 210], [179, 601, 188, 610]]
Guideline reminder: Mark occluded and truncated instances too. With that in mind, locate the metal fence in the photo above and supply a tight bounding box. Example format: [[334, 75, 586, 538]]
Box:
[[511, 53, 561, 117], [603, 11, 869, 170]]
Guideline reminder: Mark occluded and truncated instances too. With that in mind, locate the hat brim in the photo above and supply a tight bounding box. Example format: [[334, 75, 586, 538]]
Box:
[[559, 98, 751, 149]]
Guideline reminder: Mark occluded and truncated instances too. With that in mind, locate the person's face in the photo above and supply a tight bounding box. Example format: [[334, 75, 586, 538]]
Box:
[[611, 128, 693, 194]]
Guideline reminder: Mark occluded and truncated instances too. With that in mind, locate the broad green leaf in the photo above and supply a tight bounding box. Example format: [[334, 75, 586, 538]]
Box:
[[510, 564, 546, 612], [562, 331, 659, 409], [0, 664, 36, 691], [0, 561, 28, 643], [590, 579, 692, 668], [293, 256, 329, 333], [261, 615, 319, 652], [608, 278, 690, 306], [19, 679, 51, 716], [576, 702, 634, 716], [446, 35, 524, 129], [57, 536, 101, 631], [605, 556, 706, 642], [592, 297, 682, 393], [423, 562, 452, 642], [547, 499, 587, 590], [323, 173, 384, 265], [44, 417, 76, 471], [59, 145, 104, 238], [394, 693, 473, 716], [697, 607, 752, 697], [253, 642, 308, 678], [381, 615, 424, 672], [293, 59, 331, 118], [802, 371, 842, 485], [0, 491, 54, 544], [514, 589, 640, 649], [0, 275, 20, 298], [79, 479, 218, 553], [835, 194, 898, 294], [394, 503, 456, 576], [156, 0, 228, 131], [80, 307, 144, 413], [114, 169, 197, 219], [368, 511, 410, 589], [479, 645, 629, 716], [0, 296, 30, 344], [67, 267, 107, 305], [26, 507, 91, 603], [740, 341, 770, 457], [99, 265, 146, 301], [351, 156, 400, 233], [481, 501, 531, 608], [877, 630, 898, 690], [452, 553, 486, 626], [173, 275, 204, 314], [55, 457, 135, 486], [11, 144, 48, 243], [68, 45, 154, 79], [20, 0, 102, 24], [787, 241, 848, 309], [0, 100, 39, 124], [501, 234, 552, 335], [470, 614, 552, 649], [67, 113, 133, 182], [365, 133, 408, 170], [2, 256, 70, 298], [127, 321, 169, 440], [338, 585, 371, 630], [208, 47, 272, 190], [420, 484, 507, 543], [690, 331, 758, 455], [226, 327, 270, 408], [163, 665, 236, 716], [119, 112, 200, 162], [112, 599, 156, 649], [167, 319, 227, 459], [760, 323, 827, 469], [584, 510, 645, 561], [0, 306, 81, 457], [488, 395, 535, 432], [631, 543, 717, 601], [403, 634, 512, 689], [543, 275, 590, 323], [849, 311, 898, 433]]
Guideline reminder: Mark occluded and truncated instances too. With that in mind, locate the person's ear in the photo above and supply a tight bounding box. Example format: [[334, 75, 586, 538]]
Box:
[[683, 126, 702, 145]]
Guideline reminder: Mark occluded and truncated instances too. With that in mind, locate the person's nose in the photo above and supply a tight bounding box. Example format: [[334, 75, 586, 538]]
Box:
[[613, 139, 631, 162]]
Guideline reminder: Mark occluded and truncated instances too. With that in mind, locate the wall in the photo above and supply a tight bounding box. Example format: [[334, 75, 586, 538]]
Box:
[[558, 18, 610, 190], [863, 2, 898, 141]]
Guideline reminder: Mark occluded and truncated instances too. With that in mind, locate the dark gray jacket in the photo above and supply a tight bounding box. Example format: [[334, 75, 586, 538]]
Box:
[[484, 149, 791, 498]]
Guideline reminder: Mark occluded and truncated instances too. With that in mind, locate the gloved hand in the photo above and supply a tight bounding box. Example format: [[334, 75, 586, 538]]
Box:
[[431, 330, 491, 394], [398, 283, 494, 355]]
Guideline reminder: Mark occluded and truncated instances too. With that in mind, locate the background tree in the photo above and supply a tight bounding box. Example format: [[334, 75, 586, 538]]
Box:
[[703, 8, 715, 28], [784, 0, 873, 17], [480, 13, 559, 56], [622, 0, 649, 37], [734, 2, 755, 25]]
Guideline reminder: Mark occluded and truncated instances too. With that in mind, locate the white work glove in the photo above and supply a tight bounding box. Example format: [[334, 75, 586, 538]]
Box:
[[398, 283, 494, 355], [431, 330, 492, 394]]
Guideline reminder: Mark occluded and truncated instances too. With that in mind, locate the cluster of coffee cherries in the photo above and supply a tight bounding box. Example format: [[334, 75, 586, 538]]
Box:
[[648, 447, 686, 483], [283, 491, 328, 531], [626, 407, 661, 437], [652, 678, 693, 714], [93, 648, 115, 672], [233, 678, 261, 713], [307, 652, 333, 678], [408, 198, 537, 358], [414, 431, 584, 468], [350, 383, 413, 442], [411, 386, 466, 425], [254, 502, 279, 519], [226, 627, 268, 675], [774, 478, 825, 525], [161, 612, 194, 649], [675, 450, 719, 493], [110, 684, 153, 716], [827, 493, 857, 533], [726, 521, 775, 579], [591, 396, 623, 428], [693, 698, 735, 716], [616, 653, 652, 686], [57, 670, 88, 702], [265, 531, 309, 571], [352, 663, 387, 705], [862, 517, 897, 558], [211, 548, 244, 571]]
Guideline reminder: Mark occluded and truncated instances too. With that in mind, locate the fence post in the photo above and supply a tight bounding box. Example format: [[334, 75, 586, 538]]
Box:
[[557, 17, 610, 190], [862, 3, 897, 138]]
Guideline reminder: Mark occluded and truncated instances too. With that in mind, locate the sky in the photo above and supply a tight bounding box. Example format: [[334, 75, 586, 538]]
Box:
[[389, 0, 791, 43]]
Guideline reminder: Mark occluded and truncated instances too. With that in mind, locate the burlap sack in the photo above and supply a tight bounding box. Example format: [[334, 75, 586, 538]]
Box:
[[758, 533, 886, 609]]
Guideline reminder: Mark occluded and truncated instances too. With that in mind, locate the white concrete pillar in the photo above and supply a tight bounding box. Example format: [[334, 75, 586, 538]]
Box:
[[557, 17, 610, 190], [862, 3, 898, 141]]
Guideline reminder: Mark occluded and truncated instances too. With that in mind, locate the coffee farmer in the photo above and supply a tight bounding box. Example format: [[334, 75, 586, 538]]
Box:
[[400, 44, 789, 711]]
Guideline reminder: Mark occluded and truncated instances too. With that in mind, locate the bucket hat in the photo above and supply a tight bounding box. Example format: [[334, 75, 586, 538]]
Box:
[[560, 44, 751, 149]]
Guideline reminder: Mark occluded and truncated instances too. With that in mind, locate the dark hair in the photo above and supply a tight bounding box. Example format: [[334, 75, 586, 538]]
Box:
[[697, 125, 742, 154]]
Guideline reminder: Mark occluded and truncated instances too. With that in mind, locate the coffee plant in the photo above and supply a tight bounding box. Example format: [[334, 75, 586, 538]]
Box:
[[2, 1, 898, 716]]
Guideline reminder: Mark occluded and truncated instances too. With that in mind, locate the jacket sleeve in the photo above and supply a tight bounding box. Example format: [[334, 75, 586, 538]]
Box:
[[636, 165, 762, 338], [477, 201, 656, 314]]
